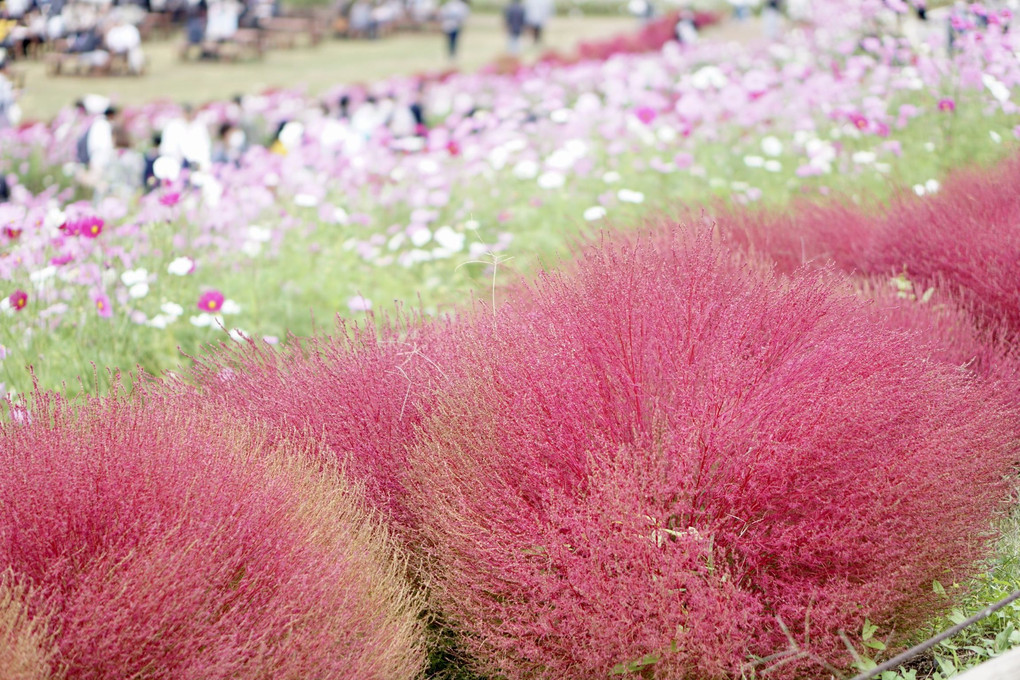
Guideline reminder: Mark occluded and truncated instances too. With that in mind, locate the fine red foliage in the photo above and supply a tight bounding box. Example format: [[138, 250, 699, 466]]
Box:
[[864, 155, 1020, 337], [154, 314, 461, 533], [0, 390, 426, 680], [409, 231, 1017, 679]]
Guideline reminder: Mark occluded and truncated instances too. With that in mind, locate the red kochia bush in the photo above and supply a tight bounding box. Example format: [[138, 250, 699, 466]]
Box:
[[864, 154, 1020, 337], [410, 231, 1017, 679], [0, 391, 426, 680], [152, 315, 461, 534]]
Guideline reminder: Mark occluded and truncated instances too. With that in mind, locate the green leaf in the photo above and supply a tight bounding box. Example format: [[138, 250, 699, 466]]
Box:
[[864, 638, 887, 651], [863, 619, 879, 641], [933, 580, 947, 596], [854, 657, 878, 672], [948, 610, 967, 626]]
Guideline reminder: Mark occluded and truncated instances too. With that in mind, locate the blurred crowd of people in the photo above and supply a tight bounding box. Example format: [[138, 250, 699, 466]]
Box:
[[68, 85, 438, 201], [0, 0, 147, 71]]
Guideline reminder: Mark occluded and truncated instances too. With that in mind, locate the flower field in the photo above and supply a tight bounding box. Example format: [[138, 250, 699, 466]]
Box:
[[2, 2, 1020, 679]]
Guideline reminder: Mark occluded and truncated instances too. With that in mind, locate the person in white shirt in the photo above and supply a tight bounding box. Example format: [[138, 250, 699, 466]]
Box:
[[105, 19, 145, 74], [87, 105, 117, 176], [206, 0, 240, 42], [523, 0, 552, 45], [439, 0, 469, 60], [160, 104, 213, 171], [0, 57, 18, 131]]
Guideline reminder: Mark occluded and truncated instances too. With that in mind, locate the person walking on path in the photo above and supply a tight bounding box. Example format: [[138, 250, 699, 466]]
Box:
[[504, 0, 525, 54], [763, 0, 782, 40], [439, 0, 469, 61], [523, 0, 552, 45]]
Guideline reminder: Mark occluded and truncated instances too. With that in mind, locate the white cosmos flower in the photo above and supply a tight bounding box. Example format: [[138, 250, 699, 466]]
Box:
[[221, 299, 241, 315], [990, 130, 1003, 144], [550, 108, 571, 124], [761, 136, 783, 156], [656, 127, 678, 143], [513, 160, 539, 180], [410, 228, 432, 247], [241, 241, 262, 257], [228, 328, 248, 342], [924, 179, 940, 194], [852, 151, 876, 164], [167, 254, 194, 277], [153, 156, 181, 182], [417, 158, 440, 175], [161, 301, 184, 317], [29, 266, 57, 287], [764, 160, 782, 172], [744, 155, 765, 168], [147, 314, 172, 329], [982, 74, 1011, 103], [434, 226, 465, 252], [120, 268, 148, 287], [44, 207, 66, 232], [602, 171, 621, 183], [913, 184, 926, 196], [246, 225, 272, 242], [294, 193, 318, 207], [584, 206, 607, 221], [617, 189, 645, 204], [128, 283, 149, 299], [537, 172, 566, 189]]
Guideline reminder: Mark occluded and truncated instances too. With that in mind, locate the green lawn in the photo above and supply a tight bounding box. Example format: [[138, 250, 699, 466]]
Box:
[[16, 13, 635, 120]]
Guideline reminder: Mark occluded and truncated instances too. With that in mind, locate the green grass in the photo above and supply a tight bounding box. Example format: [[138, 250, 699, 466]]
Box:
[[16, 13, 634, 121]]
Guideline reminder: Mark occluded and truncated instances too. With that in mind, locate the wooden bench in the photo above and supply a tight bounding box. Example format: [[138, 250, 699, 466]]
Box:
[[179, 28, 265, 62], [46, 50, 146, 77], [138, 12, 174, 42], [260, 16, 321, 49]]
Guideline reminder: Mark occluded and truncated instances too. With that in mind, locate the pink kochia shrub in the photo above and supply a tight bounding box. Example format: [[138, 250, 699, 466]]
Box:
[[864, 154, 1020, 337], [163, 316, 460, 533], [702, 153, 1020, 339], [0, 391, 426, 680], [409, 231, 1018, 679]]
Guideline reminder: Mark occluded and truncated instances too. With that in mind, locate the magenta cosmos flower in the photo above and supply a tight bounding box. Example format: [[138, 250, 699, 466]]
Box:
[[634, 106, 657, 125], [9, 290, 28, 311], [197, 290, 225, 312], [938, 98, 956, 112], [80, 216, 104, 239], [94, 293, 113, 318]]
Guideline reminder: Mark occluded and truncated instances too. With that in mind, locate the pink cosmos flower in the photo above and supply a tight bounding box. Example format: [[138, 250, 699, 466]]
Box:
[[80, 217, 104, 239], [94, 293, 113, 318], [159, 192, 181, 207], [3, 226, 21, 240], [674, 152, 694, 170], [50, 253, 74, 266], [938, 98, 956, 113], [9, 290, 27, 311], [634, 106, 657, 125], [849, 113, 869, 131], [197, 290, 225, 312]]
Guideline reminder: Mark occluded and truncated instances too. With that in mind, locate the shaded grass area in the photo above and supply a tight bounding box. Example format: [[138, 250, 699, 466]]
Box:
[[16, 13, 635, 120]]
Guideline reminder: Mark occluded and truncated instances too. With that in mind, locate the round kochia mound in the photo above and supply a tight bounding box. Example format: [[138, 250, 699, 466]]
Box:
[[0, 392, 426, 680], [410, 231, 1017, 679]]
